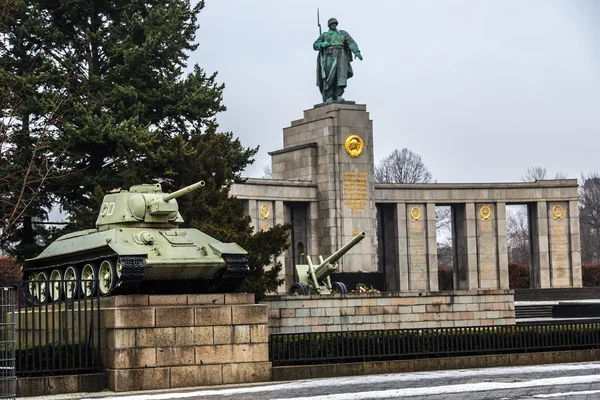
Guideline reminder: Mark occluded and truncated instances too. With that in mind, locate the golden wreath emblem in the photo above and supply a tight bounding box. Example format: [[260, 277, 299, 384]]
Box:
[[259, 203, 270, 219], [410, 206, 422, 221], [479, 205, 492, 221], [552, 204, 564, 219], [344, 135, 364, 158]]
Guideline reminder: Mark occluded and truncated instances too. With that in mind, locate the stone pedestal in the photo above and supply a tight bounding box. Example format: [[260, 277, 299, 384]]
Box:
[[101, 294, 270, 391], [271, 103, 377, 272]]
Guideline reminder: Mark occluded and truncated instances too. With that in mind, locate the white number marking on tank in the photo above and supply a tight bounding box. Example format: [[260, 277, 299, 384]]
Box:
[[107, 202, 115, 215]]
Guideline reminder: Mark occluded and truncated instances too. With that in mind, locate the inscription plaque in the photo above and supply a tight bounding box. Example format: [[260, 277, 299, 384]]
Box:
[[343, 171, 368, 214]]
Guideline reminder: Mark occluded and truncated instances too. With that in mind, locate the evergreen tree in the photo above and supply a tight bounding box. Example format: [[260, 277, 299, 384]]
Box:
[[0, 0, 67, 258], [1, 0, 289, 297]]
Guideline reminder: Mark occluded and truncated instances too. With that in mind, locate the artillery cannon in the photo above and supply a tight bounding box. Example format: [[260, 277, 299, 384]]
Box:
[[22, 180, 250, 303], [289, 231, 366, 295]]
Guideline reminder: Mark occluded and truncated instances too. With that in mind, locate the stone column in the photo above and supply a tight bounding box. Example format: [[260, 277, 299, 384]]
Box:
[[569, 200, 583, 287], [307, 201, 320, 265], [403, 203, 437, 291], [274, 200, 286, 293], [396, 203, 409, 291], [496, 202, 510, 290], [529, 201, 550, 288], [548, 201, 572, 288], [248, 200, 258, 234], [453, 203, 478, 290], [426, 203, 439, 291], [475, 203, 502, 289]]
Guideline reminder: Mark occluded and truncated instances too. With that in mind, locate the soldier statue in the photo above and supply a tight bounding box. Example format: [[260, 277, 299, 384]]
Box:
[[313, 17, 363, 103]]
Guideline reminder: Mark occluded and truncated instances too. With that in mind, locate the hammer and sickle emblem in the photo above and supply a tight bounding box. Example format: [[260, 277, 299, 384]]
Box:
[[552, 204, 564, 219], [480, 205, 492, 221], [344, 135, 364, 158], [410, 206, 422, 221], [259, 203, 270, 219]]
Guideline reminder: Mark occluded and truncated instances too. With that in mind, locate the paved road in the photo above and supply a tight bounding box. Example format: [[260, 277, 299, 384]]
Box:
[[28, 362, 600, 400]]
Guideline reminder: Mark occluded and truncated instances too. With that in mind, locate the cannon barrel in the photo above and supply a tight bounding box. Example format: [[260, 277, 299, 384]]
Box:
[[313, 231, 366, 280], [163, 181, 205, 202]]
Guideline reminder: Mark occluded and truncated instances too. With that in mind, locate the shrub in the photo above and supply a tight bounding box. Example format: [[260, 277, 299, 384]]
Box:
[[509, 262, 529, 289], [438, 267, 453, 291], [582, 264, 600, 287], [0, 256, 21, 280]]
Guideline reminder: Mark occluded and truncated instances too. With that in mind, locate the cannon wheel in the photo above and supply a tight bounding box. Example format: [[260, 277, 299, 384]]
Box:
[[331, 281, 348, 295], [289, 282, 309, 296]]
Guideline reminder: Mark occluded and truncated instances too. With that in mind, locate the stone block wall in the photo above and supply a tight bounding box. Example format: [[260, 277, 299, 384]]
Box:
[[263, 290, 515, 334], [101, 294, 270, 392]]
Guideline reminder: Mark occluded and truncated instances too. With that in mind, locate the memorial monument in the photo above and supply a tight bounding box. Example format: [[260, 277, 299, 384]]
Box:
[[230, 16, 582, 293]]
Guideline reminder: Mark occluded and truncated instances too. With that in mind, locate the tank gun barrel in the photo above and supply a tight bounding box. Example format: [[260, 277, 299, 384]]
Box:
[[163, 181, 205, 202]]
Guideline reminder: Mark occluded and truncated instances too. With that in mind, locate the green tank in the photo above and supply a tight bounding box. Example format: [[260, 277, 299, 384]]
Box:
[[22, 181, 249, 303]]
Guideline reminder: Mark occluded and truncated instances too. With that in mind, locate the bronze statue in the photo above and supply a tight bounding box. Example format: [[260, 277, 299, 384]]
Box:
[[314, 17, 363, 103]]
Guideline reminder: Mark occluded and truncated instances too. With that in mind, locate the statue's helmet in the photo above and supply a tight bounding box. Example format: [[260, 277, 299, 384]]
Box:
[[327, 18, 338, 27]]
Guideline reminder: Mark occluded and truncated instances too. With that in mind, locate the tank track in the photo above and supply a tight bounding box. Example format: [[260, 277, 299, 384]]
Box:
[[222, 254, 250, 278], [115, 256, 145, 290], [212, 254, 250, 292]]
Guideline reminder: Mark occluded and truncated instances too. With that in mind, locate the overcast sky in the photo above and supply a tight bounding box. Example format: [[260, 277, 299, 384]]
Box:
[[190, 0, 599, 183]]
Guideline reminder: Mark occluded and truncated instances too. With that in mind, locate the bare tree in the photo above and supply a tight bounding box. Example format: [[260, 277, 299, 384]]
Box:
[[437, 240, 453, 269], [506, 205, 530, 264], [522, 166, 567, 182], [435, 206, 451, 233], [261, 163, 272, 179], [376, 148, 450, 232], [375, 148, 433, 184], [580, 173, 600, 264]]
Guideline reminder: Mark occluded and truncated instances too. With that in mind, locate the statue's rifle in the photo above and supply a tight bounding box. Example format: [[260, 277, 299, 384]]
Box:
[[317, 7, 322, 35], [317, 8, 326, 80]]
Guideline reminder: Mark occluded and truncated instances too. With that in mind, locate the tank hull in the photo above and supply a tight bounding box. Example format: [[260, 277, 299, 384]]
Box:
[[22, 226, 249, 300]]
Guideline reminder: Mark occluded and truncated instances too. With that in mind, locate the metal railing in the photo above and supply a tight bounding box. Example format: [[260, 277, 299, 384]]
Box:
[[270, 322, 600, 366], [0, 287, 16, 398], [1, 279, 102, 377]]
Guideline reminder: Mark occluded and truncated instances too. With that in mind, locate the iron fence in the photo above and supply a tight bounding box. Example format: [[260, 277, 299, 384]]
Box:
[[0, 279, 102, 377], [0, 287, 16, 399], [270, 322, 600, 366]]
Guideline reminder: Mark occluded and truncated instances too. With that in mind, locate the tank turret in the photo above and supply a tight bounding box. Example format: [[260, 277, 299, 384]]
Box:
[[23, 180, 249, 303], [95, 181, 205, 229]]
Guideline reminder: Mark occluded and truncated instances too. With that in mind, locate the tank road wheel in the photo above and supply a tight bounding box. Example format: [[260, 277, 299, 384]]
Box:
[[80, 263, 97, 298], [98, 260, 116, 296], [37, 271, 49, 304], [27, 272, 38, 300], [115, 259, 122, 279], [49, 269, 63, 302], [64, 266, 79, 300], [331, 281, 348, 295], [288, 282, 309, 296]]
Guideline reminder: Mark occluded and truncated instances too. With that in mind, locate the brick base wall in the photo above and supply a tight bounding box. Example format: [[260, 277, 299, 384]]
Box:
[[101, 294, 271, 391], [262, 290, 515, 334]]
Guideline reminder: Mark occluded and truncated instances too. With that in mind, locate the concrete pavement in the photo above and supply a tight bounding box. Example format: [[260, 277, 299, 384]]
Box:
[[20, 361, 600, 400]]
